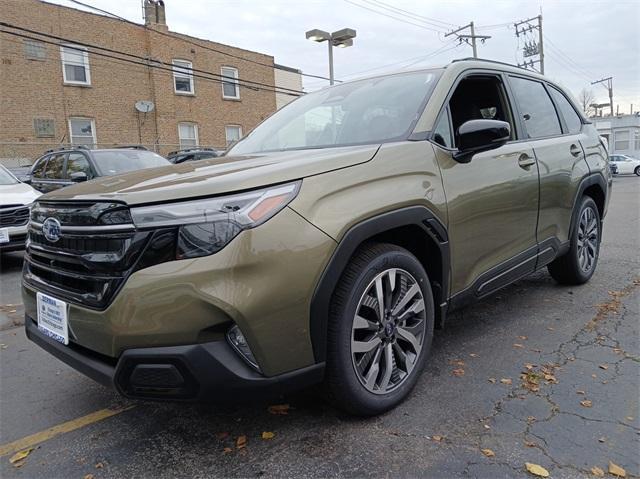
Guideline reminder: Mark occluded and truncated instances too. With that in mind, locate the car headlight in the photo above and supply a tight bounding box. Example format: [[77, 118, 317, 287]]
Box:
[[130, 181, 301, 259]]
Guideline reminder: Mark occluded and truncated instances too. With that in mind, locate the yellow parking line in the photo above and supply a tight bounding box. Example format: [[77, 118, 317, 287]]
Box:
[[0, 405, 135, 457]]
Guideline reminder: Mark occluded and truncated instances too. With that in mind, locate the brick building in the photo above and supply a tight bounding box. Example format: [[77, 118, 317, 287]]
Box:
[[0, 0, 301, 165]]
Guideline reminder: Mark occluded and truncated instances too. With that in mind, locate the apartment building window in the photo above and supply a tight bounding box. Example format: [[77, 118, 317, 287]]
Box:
[[221, 67, 240, 99], [178, 123, 199, 148], [614, 130, 629, 150], [24, 40, 46, 61], [173, 60, 194, 94], [60, 45, 91, 85], [69, 118, 96, 147], [34, 118, 55, 138], [225, 125, 242, 146]]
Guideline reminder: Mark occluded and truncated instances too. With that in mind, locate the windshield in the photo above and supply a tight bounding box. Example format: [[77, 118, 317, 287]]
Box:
[[92, 150, 169, 176], [0, 166, 20, 185], [229, 69, 442, 155]]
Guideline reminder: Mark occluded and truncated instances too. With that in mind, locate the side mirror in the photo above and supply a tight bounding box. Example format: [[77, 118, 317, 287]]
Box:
[[453, 119, 511, 163], [70, 171, 88, 182]]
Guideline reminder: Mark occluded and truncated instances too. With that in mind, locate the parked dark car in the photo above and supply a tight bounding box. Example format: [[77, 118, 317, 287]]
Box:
[[29, 147, 169, 193], [7, 165, 33, 183], [167, 148, 221, 164]]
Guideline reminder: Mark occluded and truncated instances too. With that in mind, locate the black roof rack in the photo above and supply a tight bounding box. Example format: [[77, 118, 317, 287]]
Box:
[[112, 145, 149, 150], [44, 145, 90, 154], [167, 147, 218, 156], [451, 57, 533, 71]]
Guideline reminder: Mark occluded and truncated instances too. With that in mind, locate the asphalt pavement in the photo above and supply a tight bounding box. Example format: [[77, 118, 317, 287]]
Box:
[[0, 176, 638, 478]]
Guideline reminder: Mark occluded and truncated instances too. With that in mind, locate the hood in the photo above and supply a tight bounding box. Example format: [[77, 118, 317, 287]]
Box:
[[0, 182, 40, 206], [41, 145, 380, 205]]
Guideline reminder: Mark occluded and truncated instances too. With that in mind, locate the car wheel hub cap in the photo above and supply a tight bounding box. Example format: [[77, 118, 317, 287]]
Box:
[[350, 268, 426, 395], [577, 206, 598, 273]]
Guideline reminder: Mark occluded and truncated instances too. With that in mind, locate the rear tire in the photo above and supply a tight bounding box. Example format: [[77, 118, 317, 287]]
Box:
[[547, 196, 601, 285], [634, 166, 640, 176], [325, 243, 434, 416]]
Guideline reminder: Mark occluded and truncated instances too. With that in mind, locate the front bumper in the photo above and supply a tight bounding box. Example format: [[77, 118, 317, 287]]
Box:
[[26, 316, 324, 401], [0, 224, 27, 252]]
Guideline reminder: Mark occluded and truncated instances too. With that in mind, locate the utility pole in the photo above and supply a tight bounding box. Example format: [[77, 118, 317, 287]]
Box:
[[514, 15, 544, 74], [591, 77, 614, 117], [445, 22, 490, 58]]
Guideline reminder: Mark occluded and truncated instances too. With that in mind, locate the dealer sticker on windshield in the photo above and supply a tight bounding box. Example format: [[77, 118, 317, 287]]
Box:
[[36, 292, 69, 345]]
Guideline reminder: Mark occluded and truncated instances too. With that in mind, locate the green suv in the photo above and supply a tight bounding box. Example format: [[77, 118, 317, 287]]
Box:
[[23, 59, 610, 415]]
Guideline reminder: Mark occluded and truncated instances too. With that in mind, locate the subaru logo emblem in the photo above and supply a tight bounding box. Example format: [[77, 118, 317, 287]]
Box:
[[42, 217, 62, 243]]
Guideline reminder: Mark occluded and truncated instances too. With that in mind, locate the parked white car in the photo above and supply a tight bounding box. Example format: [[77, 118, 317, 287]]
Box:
[[609, 154, 640, 176], [0, 165, 41, 252]]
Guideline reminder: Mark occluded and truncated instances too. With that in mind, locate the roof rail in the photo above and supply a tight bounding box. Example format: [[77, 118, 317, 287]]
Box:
[[451, 57, 533, 71], [167, 147, 217, 155], [113, 145, 149, 150], [43, 145, 90, 154]]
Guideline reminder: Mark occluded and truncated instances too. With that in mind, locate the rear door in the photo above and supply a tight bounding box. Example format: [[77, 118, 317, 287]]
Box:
[[508, 76, 590, 263], [29, 156, 49, 192], [40, 153, 69, 192], [433, 72, 539, 299]]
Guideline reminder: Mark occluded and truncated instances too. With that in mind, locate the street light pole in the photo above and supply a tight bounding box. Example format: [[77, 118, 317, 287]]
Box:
[[306, 28, 356, 86]]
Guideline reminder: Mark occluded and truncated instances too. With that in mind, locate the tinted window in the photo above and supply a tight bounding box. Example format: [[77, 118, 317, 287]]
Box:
[[66, 153, 92, 179], [509, 77, 561, 138], [43, 153, 66, 179], [433, 109, 453, 148], [549, 87, 582, 134], [31, 157, 48, 178], [91, 150, 169, 176]]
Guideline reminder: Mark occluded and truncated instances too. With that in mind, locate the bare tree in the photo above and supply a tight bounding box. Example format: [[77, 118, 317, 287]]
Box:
[[578, 89, 595, 116]]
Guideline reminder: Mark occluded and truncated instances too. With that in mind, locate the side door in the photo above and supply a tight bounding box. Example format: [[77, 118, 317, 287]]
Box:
[[432, 72, 540, 301], [29, 156, 49, 192], [507, 76, 591, 261], [40, 153, 68, 192]]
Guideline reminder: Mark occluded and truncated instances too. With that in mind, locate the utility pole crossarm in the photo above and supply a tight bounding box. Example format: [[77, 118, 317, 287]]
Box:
[[591, 77, 614, 117], [445, 21, 490, 58]]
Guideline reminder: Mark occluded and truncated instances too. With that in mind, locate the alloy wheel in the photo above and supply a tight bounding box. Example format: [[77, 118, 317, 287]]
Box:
[[350, 268, 426, 394], [577, 206, 598, 273]]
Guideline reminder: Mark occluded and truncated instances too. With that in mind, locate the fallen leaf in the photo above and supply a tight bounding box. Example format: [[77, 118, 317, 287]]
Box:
[[223, 447, 233, 454], [431, 435, 444, 442], [598, 364, 609, 370], [591, 466, 605, 477], [546, 327, 555, 331], [268, 404, 290, 415], [527, 416, 536, 424], [488, 378, 496, 384], [625, 416, 634, 421], [481, 448, 495, 457], [598, 437, 606, 443], [524, 363, 535, 371], [452, 368, 465, 377], [525, 462, 550, 477], [518, 335, 528, 340], [613, 348, 623, 354], [236, 435, 247, 449], [530, 348, 542, 353], [261, 431, 275, 440], [449, 359, 465, 367], [513, 343, 525, 348], [95, 462, 104, 469], [524, 441, 537, 447], [608, 462, 626, 477], [500, 378, 512, 385], [576, 390, 586, 395], [592, 373, 598, 378], [84, 475, 94, 479], [9, 448, 34, 465], [580, 400, 593, 408], [469, 353, 479, 358]]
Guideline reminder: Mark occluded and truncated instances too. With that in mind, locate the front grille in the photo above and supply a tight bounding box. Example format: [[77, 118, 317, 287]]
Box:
[[0, 204, 30, 227], [23, 200, 154, 309]]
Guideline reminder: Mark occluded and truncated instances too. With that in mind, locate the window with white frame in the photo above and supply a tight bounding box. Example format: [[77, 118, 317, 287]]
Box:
[[173, 59, 194, 94], [178, 123, 199, 148], [60, 45, 91, 85], [614, 130, 629, 151], [69, 118, 96, 147], [225, 125, 242, 146], [221, 67, 240, 99]]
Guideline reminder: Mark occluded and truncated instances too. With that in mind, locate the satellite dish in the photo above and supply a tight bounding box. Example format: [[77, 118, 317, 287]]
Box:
[[135, 100, 155, 113]]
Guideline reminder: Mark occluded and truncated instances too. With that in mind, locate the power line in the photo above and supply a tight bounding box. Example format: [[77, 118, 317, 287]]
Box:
[[0, 22, 303, 96], [0, 28, 302, 98], [64, 0, 334, 83], [343, 0, 447, 33], [358, 0, 455, 30]]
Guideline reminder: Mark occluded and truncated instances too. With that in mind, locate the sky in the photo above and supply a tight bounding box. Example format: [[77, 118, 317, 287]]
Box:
[[48, 0, 639, 113]]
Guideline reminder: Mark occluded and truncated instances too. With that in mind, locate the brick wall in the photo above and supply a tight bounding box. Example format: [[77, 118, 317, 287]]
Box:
[[0, 0, 278, 164]]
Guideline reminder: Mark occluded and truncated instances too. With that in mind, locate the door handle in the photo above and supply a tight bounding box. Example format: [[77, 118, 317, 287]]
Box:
[[570, 144, 582, 157], [518, 154, 536, 169]]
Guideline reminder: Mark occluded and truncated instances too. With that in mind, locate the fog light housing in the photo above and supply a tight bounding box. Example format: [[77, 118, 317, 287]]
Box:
[[227, 325, 261, 372]]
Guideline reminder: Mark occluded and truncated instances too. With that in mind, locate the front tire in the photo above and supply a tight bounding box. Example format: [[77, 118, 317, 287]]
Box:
[[548, 196, 601, 285], [634, 166, 640, 176], [325, 243, 434, 416]]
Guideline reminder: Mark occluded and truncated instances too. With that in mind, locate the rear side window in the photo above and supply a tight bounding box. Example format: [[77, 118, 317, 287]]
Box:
[[31, 157, 48, 178], [549, 87, 582, 134], [509, 76, 561, 139], [44, 153, 66, 179]]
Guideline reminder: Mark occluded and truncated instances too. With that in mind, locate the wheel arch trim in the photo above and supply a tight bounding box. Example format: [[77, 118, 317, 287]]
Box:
[[309, 206, 450, 363], [569, 172, 607, 242]]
